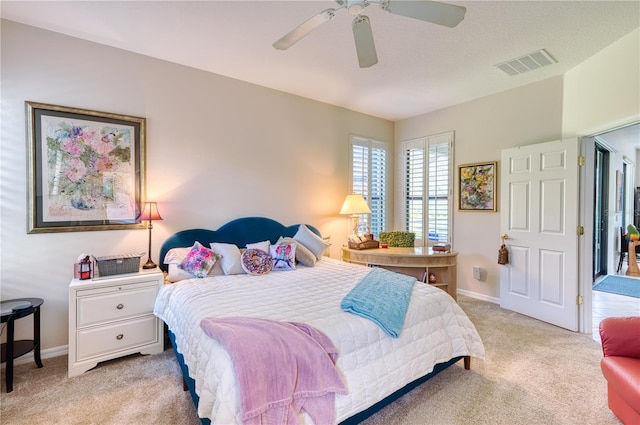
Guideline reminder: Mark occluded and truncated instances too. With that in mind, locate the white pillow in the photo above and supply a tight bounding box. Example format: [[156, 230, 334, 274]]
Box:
[[164, 247, 191, 265], [277, 236, 316, 267], [210, 242, 245, 275], [246, 240, 270, 252], [166, 264, 194, 283], [293, 224, 330, 260]]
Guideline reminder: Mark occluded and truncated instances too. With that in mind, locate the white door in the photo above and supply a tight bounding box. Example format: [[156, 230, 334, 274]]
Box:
[[500, 139, 580, 331]]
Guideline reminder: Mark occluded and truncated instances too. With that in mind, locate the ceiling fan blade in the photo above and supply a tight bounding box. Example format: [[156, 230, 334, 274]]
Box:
[[383, 0, 466, 28], [352, 15, 378, 68], [273, 9, 337, 50]]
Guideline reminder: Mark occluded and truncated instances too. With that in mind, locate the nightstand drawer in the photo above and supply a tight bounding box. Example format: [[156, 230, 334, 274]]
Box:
[[77, 286, 158, 327], [76, 315, 159, 361]]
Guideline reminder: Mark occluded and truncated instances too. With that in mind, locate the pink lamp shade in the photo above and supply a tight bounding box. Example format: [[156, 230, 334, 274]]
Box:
[[138, 202, 163, 221]]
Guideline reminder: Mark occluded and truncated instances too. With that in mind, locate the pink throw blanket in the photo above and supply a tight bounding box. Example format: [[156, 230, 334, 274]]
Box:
[[200, 317, 348, 425]]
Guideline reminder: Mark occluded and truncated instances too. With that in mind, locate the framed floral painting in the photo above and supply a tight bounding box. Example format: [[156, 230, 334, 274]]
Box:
[[458, 161, 497, 212], [26, 102, 146, 233]]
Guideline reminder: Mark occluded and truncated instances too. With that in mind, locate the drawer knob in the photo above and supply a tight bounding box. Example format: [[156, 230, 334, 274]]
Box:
[[116, 334, 124, 340], [116, 304, 124, 310]]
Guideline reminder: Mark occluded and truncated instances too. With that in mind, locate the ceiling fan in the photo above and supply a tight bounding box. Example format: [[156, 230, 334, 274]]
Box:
[[273, 0, 466, 68]]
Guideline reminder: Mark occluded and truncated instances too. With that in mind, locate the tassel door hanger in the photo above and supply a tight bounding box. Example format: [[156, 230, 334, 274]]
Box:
[[498, 234, 509, 265]]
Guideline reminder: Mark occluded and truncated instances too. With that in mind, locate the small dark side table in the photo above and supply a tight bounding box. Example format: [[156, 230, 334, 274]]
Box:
[[1, 298, 44, 392]]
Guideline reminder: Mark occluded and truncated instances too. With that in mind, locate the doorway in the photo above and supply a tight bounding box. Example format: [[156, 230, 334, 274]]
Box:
[[583, 122, 640, 337]]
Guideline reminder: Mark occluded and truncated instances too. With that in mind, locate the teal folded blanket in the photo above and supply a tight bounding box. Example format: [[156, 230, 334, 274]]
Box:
[[340, 267, 416, 338]]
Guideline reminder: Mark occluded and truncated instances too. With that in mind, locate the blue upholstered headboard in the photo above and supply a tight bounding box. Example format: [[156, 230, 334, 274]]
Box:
[[158, 216, 321, 272]]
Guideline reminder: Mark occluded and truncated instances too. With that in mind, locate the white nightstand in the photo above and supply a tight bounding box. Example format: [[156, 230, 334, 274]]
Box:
[[68, 269, 164, 377]]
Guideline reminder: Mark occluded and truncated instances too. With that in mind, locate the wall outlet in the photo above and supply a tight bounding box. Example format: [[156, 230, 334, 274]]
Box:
[[473, 266, 482, 280]]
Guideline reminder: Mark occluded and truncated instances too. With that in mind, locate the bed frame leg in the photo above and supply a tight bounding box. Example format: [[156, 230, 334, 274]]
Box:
[[463, 356, 471, 370]]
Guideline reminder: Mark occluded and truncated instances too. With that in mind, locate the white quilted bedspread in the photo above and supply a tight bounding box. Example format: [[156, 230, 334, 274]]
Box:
[[154, 258, 485, 424]]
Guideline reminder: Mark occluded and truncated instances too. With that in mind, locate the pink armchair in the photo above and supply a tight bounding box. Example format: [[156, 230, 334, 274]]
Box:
[[599, 316, 640, 425]]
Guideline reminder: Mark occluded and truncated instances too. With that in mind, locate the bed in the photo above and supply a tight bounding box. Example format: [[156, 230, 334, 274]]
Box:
[[154, 217, 485, 424]]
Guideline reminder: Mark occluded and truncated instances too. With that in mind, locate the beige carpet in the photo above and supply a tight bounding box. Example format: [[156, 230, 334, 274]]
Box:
[[1, 296, 620, 425]]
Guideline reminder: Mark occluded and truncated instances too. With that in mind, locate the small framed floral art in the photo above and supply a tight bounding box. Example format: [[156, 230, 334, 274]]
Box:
[[458, 161, 498, 212], [26, 102, 146, 233]]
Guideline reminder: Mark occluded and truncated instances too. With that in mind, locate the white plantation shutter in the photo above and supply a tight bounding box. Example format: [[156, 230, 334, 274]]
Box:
[[428, 141, 451, 243], [350, 136, 388, 237], [352, 143, 368, 194], [403, 133, 453, 246], [370, 145, 386, 236], [405, 141, 425, 241]]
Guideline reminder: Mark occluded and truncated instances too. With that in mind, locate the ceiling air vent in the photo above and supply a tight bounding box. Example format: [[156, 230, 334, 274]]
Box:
[[495, 49, 557, 76]]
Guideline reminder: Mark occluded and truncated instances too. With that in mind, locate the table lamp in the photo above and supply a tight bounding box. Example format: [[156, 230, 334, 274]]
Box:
[[138, 202, 163, 269], [340, 194, 371, 237]]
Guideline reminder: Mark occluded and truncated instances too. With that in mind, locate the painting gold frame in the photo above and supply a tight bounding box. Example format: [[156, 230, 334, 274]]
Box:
[[458, 161, 497, 212], [26, 101, 146, 233]]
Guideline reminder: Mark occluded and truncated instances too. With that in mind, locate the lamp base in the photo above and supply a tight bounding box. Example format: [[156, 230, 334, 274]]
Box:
[[350, 215, 360, 238], [142, 259, 157, 269]]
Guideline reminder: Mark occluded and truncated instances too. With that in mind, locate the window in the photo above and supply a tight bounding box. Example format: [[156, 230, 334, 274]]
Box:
[[403, 132, 453, 246], [349, 136, 388, 237]]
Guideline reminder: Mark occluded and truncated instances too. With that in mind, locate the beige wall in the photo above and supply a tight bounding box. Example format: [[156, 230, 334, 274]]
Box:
[[0, 20, 394, 351], [394, 77, 564, 300], [562, 28, 640, 139]]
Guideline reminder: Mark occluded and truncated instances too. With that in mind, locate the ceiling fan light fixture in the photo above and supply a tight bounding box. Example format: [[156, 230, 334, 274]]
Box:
[[348, 1, 367, 15]]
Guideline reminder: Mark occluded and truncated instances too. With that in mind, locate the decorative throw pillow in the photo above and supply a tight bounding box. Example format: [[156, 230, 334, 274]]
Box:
[[164, 247, 223, 282], [241, 249, 273, 275], [179, 242, 220, 278], [277, 236, 316, 267], [210, 242, 245, 275], [270, 243, 296, 271], [246, 240, 270, 253], [293, 224, 331, 260]]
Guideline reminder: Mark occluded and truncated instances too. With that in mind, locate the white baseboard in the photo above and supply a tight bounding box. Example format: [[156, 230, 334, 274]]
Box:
[[0, 345, 67, 369], [457, 289, 500, 304]]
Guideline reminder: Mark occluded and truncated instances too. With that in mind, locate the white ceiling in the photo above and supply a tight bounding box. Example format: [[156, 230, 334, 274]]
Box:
[[1, 1, 639, 122]]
